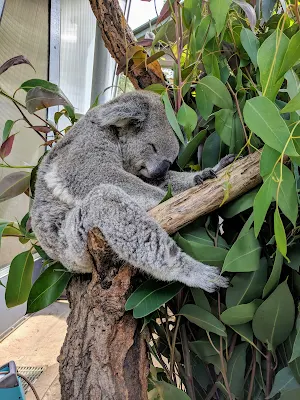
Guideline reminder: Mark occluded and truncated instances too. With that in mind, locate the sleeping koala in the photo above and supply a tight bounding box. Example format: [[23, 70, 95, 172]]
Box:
[[31, 91, 233, 292]]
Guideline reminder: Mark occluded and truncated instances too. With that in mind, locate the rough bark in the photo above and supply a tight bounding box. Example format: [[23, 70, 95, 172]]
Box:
[[88, 0, 165, 89], [59, 151, 264, 399]]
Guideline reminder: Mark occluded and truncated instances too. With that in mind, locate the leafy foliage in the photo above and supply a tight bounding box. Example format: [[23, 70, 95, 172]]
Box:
[[1, 0, 300, 398]]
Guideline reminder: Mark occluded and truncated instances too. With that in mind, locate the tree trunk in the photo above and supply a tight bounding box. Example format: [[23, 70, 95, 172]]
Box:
[[88, 0, 165, 89], [59, 151, 265, 399]]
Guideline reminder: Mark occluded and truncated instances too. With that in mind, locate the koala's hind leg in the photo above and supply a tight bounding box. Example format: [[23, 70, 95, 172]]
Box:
[[64, 184, 228, 292]]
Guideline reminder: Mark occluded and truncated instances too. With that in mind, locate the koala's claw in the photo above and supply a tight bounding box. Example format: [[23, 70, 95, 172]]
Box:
[[218, 154, 236, 170], [194, 168, 217, 185]]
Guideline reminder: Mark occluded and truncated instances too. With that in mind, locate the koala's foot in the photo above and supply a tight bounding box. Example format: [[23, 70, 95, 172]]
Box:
[[177, 257, 229, 292], [216, 154, 236, 171], [194, 168, 217, 185]]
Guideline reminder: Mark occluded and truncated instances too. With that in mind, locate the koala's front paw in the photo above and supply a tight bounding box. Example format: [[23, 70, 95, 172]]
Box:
[[194, 168, 217, 185], [217, 154, 236, 170]]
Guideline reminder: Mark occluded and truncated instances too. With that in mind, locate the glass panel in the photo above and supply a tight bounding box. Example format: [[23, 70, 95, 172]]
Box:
[[0, 0, 49, 268], [60, 0, 96, 114]]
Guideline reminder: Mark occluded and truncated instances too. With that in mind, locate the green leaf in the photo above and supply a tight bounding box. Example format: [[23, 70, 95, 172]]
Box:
[[252, 280, 295, 352], [195, 15, 216, 51], [222, 228, 261, 273], [287, 246, 300, 271], [222, 189, 258, 219], [27, 263, 71, 313], [276, 165, 298, 226], [190, 353, 211, 390], [214, 109, 233, 146], [244, 97, 298, 157], [179, 304, 226, 336], [5, 251, 34, 307], [281, 91, 300, 114], [178, 130, 206, 168], [175, 233, 228, 267], [263, 249, 283, 298], [221, 300, 263, 326], [191, 288, 211, 312], [226, 258, 268, 308], [197, 76, 233, 110], [162, 92, 185, 144], [202, 131, 223, 169], [160, 184, 173, 204], [237, 212, 254, 239], [0, 223, 9, 247], [262, 0, 277, 21], [33, 245, 50, 260], [230, 323, 259, 349], [269, 367, 300, 398], [2, 120, 14, 142], [274, 209, 287, 257], [196, 83, 214, 120], [281, 389, 300, 400], [253, 178, 274, 237], [227, 343, 248, 399], [279, 31, 300, 78], [209, 0, 231, 35], [125, 280, 183, 318], [180, 226, 228, 249], [260, 145, 280, 178], [145, 83, 166, 95], [190, 337, 221, 358], [155, 381, 191, 400], [285, 69, 300, 102], [240, 27, 259, 69], [290, 329, 300, 363], [257, 30, 289, 101], [177, 103, 198, 138], [19, 78, 59, 92], [0, 172, 31, 203]]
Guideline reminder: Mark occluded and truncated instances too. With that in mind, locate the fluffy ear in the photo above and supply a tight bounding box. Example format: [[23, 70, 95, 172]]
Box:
[[88, 92, 150, 128]]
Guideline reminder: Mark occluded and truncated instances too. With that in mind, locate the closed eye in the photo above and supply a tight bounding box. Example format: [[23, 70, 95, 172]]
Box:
[[150, 144, 157, 153]]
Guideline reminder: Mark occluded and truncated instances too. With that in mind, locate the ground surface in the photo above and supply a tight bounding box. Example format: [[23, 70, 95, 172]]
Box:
[[0, 301, 69, 399]]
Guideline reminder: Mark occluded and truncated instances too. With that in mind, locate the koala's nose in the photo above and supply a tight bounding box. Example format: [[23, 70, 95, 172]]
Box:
[[151, 160, 171, 179]]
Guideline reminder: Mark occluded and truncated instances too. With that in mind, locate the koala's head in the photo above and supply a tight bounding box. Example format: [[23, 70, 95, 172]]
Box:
[[90, 91, 180, 180]]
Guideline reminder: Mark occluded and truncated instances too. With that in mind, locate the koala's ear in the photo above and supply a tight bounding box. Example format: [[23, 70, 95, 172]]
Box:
[[89, 93, 150, 128]]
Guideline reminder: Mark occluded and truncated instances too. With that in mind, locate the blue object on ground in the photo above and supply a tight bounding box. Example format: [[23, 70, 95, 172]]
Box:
[[0, 361, 25, 400]]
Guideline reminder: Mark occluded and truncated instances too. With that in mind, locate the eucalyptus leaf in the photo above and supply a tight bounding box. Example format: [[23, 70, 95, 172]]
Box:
[[26, 86, 73, 114], [191, 288, 211, 312], [195, 15, 216, 51], [179, 304, 227, 337], [155, 381, 191, 400], [197, 76, 233, 110], [286, 246, 300, 271], [222, 189, 258, 219], [214, 109, 233, 146], [279, 31, 300, 78], [244, 96, 298, 157], [178, 130, 206, 168], [162, 92, 185, 144], [202, 131, 223, 169], [263, 249, 283, 298], [227, 343, 248, 399], [252, 280, 295, 352], [240, 27, 259, 68], [2, 120, 14, 142], [209, 0, 231, 35], [177, 102, 198, 139], [221, 300, 263, 326], [253, 177, 275, 237], [274, 208, 287, 257], [257, 30, 289, 101], [175, 233, 228, 267], [222, 228, 261, 273], [281, 389, 300, 400], [125, 280, 183, 318], [226, 258, 268, 307], [268, 366, 300, 398]]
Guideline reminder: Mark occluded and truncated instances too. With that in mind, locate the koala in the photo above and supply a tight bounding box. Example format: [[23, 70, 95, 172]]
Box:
[[31, 91, 233, 292]]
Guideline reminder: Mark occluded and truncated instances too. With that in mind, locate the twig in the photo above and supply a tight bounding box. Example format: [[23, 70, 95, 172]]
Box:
[[170, 315, 181, 378], [266, 351, 273, 398], [294, 0, 300, 26], [227, 82, 251, 154], [247, 347, 256, 400], [13, 103, 46, 142], [174, 1, 182, 112], [180, 324, 196, 400], [149, 329, 173, 383]]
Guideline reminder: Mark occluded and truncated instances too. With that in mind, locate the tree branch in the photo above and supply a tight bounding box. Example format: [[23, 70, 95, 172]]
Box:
[[88, 0, 165, 89]]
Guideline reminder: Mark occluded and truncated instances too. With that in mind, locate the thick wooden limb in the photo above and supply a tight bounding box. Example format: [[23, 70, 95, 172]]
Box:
[[59, 152, 263, 400], [88, 0, 165, 89], [150, 151, 261, 233]]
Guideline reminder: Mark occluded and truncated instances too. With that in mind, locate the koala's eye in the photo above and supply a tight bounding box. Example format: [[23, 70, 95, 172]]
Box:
[[150, 144, 157, 153]]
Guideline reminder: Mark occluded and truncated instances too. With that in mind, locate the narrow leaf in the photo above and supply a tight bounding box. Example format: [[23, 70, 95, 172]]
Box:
[[178, 130, 206, 168], [2, 120, 14, 142], [179, 304, 227, 337], [209, 0, 231, 35], [274, 209, 287, 257], [0, 55, 35, 75], [221, 300, 263, 326], [0, 172, 31, 202], [227, 343, 248, 398], [240, 27, 259, 68], [263, 250, 283, 298], [0, 135, 15, 159], [162, 92, 185, 144]]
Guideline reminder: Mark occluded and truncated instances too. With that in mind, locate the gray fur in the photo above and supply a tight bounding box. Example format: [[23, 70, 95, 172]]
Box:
[[31, 91, 232, 292]]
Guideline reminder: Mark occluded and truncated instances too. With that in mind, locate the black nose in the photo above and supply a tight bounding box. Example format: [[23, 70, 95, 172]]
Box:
[[150, 160, 171, 179]]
